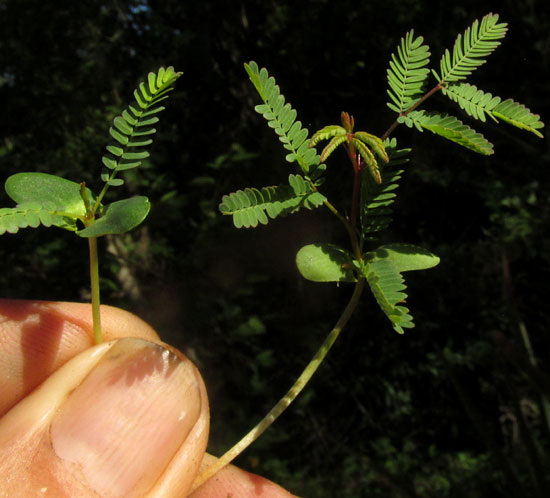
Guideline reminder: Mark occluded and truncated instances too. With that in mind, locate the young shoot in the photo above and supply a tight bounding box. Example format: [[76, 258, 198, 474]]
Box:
[[0, 66, 182, 344]]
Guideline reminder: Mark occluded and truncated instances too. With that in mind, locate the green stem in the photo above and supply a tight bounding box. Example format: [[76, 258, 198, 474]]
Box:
[[191, 278, 366, 492], [88, 236, 103, 344]]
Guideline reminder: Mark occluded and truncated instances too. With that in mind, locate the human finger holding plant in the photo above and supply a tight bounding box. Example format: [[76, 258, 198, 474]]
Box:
[[0, 299, 296, 497]]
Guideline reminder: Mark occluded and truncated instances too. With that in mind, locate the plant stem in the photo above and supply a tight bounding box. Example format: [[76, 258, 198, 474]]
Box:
[[88, 236, 103, 344], [381, 83, 443, 140], [191, 278, 366, 492]]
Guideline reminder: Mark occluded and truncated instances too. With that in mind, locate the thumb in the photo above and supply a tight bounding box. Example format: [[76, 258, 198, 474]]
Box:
[[0, 337, 209, 498]]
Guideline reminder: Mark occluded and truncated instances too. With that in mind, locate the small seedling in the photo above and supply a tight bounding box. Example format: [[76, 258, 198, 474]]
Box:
[[0, 66, 182, 344], [0, 12, 544, 493], [194, 12, 544, 488]]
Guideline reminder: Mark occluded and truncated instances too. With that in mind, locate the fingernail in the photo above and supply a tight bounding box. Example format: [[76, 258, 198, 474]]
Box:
[[50, 338, 202, 498]]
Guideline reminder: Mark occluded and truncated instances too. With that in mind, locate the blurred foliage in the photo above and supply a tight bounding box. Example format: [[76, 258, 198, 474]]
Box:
[[1, 0, 549, 496]]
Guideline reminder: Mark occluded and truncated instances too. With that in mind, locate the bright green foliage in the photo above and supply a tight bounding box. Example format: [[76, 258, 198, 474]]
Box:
[[361, 139, 408, 241], [362, 244, 439, 334], [296, 243, 356, 283], [219, 174, 326, 228], [492, 99, 545, 138], [364, 258, 413, 334], [101, 66, 182, 189], [385, 12, 543, 156], [77, 196, 151, 238], [364, 243, 440, 273], [434, 13, 508, 84], [442, 83, 544, 137], [0, 203, 51, 235], [441, 83, 501, 122], [386, 30, 431, 113], [2, 173, 93, 233], [0, 67, 179, 239], [400, 111, 494, 155], [222, 12, 542, 336], [244, 62, 324, 177]]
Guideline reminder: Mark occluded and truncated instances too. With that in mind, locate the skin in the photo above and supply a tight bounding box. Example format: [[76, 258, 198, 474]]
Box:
[[0, 299, 297, 498]]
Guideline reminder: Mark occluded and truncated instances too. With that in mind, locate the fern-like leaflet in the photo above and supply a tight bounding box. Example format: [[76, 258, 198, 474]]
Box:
[[219, 174, 326, 228], [0, 204, 53, 235], [492, 99, 545, 138], [441, 83, 544, 137], [244, 61, 324, 179], [386, 30, 431, 114], [361, 138, 408, 241], [99, 67, 182, 195], [434, 13, 508, 84], [400, 111, 494, 155], [441, 83, 501, 122], [364, 258, 414, 334]]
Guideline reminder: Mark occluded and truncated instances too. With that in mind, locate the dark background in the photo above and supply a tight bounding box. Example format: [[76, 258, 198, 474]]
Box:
[[1, 1, 549, 496]]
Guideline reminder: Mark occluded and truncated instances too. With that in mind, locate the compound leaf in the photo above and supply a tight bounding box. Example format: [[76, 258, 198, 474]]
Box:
[[386, 29, 431, 114], [401, 110, 494, 155], [436, 13, 508, 84], [101, 66, 182, 189], [492, 99, 545, 138], [219, 174, 326, 228], [364, 257, 414, 334], [245, 61, 324, 178]]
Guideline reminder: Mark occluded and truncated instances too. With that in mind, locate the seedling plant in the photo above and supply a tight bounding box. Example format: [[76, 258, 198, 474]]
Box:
[[0, 12, 543, 491]]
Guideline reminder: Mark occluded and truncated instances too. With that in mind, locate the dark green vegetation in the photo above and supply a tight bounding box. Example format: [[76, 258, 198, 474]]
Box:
[[1, 1, 549, 496]]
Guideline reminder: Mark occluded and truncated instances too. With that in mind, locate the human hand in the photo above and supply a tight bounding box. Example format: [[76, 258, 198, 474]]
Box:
[[0, 299, 296, 497]]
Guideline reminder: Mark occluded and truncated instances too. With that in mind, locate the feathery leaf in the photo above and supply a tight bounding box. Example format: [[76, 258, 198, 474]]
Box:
[[400, 110, 494, 155], [386, 29, 431, 114], [101, 66, 182, 189], [492, 99, 545, 138], [219, 174, 326, 228], [435, 13, 508, 84], [245, 61, 324, 177], [364, 258, 414, 334]]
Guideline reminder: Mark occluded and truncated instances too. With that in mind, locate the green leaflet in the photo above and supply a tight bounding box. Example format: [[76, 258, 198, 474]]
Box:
[[442, 83, 544, 137], [435, 13, 508, 84], [77, 196, 151, 238], [364, 243, 440, 272], [101, 66, 182, 189], [244, 61, 324, 178], [296, 243, 357, 283], [361, 138, 408, 241], [386, 29, 431, 114], [363, 243, 439, 334], [442, 83, 501, 122], [400, 111, 494, 155], [492, 99, 545, 138], [365, 258, 413, 334], [0, 204, 50, 235], [2, 172, 95, 233], [219, 174, 326, 228]]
